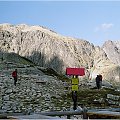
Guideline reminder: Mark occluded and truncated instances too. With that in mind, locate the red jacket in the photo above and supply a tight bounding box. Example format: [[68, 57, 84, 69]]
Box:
[[12, 71, 17, 77]]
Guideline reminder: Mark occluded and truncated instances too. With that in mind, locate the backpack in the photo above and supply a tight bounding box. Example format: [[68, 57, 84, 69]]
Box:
[[99, 75, 102, 81], [12, 71, 17, 77]]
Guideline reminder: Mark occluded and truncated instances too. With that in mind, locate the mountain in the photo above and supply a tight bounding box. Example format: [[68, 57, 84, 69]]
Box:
[[0, 23, 120, 84], [102, 40, 120, 66]]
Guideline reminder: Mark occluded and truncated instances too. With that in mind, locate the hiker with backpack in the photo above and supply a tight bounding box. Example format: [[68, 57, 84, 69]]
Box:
[[96, 74, 102, 89]]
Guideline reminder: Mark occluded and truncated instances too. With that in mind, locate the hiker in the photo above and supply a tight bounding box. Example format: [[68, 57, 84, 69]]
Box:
[[95, 74, 102, 89], [99, 74, 102, 89], [96, 75, 99, 89], [12, 69, 17, 86]]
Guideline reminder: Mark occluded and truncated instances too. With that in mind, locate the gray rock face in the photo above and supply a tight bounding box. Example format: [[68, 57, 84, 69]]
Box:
[[0, 23, 120, 83], [0, 24, 95, 72], [102, 40, 120, 66]]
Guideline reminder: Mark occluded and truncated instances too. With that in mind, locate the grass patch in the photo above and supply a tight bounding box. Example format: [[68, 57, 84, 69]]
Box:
[[62, 87, 120, 108]]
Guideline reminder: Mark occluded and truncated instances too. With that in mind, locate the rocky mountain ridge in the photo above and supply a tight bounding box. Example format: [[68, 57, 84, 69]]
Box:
[[0, 23, 120, 83]]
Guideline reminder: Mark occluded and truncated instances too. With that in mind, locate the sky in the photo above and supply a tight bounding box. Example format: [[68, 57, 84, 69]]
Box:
[[0, 1, 120, 46]]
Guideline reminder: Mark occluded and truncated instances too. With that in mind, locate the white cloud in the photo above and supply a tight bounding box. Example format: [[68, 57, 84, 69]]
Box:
[[101, 23, 114, 30], [95, 23, 114, 32]]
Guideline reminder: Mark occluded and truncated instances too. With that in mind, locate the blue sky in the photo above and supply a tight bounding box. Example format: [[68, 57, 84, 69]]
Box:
[[0, 1, 120, 46]]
